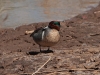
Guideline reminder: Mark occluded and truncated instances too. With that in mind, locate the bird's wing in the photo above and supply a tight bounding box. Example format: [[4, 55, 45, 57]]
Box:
[[30, 26, 48, 37], [30, 27, 43, 37]]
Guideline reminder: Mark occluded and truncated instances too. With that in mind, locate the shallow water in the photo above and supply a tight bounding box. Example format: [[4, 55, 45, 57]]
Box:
[[0, 0, 100, 28]]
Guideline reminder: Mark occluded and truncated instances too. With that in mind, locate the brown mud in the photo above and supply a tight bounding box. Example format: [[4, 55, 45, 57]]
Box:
[[1, 4, 100, 75]]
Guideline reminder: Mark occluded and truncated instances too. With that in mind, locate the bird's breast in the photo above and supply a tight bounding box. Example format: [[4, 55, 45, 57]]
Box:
[[44, 29, 60, 43]]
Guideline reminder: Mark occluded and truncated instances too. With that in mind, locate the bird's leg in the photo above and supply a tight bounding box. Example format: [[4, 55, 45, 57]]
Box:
[[39, 45, 42, 52], [47, 47, 50, 51]]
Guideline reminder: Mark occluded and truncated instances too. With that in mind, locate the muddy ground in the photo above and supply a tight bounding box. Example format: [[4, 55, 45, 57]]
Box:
[[1, 4, 100, 75]]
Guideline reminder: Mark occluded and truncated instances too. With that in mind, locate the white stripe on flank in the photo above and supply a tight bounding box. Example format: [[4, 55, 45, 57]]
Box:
[[42, 31, 45, 40], [42, 26, 48, 40]]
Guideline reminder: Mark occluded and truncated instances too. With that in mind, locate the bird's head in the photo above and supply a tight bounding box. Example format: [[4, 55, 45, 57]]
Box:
[[48, 21, 61, 31]]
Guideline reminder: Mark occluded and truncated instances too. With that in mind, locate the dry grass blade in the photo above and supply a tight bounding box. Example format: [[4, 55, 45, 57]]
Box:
[[31, 56, 51, 75]]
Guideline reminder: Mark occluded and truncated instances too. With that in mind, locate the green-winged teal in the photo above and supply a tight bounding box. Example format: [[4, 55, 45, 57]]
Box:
[[30, 21, 61, 52]]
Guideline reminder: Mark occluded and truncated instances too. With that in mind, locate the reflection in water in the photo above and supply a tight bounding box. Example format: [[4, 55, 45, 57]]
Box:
[[0, 0, 100, 28]]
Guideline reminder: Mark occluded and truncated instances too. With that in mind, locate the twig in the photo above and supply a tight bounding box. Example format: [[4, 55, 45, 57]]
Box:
[[31, 56, 51, 75], [25, 30, 34, 35]]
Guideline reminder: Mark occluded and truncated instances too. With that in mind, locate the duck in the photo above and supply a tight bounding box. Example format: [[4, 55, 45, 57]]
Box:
[[30, 21, 61, 52]]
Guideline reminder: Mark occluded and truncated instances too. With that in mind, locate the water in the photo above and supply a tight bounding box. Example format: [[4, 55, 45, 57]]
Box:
[[0, 0, 100, 28]]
